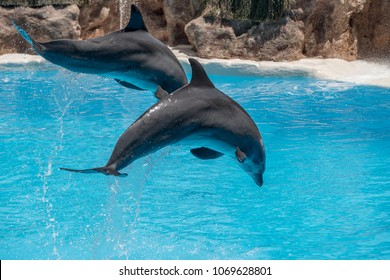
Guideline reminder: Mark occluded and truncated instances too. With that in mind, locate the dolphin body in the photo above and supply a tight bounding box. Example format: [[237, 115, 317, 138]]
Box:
[[60, 58, 266, 186], [14, 5, 187, 93]]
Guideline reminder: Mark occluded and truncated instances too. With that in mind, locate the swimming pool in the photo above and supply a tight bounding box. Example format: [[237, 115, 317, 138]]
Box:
[[0, 58, 389, 259]]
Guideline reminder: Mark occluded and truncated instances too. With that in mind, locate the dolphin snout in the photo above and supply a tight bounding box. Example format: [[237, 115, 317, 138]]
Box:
[[254, 173, 263, 187]]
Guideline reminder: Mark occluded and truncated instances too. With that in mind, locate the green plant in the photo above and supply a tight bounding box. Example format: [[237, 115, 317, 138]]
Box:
[[0, 0, 90, 7], [203, 0, 290, 21]]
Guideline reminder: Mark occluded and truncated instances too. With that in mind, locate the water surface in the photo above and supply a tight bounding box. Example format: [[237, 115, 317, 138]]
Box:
[[0, 64, 389, 259]]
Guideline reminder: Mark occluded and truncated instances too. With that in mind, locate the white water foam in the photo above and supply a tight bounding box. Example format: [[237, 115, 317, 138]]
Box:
[[1, 52, 390, 88], [0, 53, 45, 65], [172, 48, 390, 88]]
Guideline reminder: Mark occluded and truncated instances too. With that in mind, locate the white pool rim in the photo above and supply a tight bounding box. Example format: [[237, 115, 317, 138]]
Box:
[[1, 52, 389, 88]]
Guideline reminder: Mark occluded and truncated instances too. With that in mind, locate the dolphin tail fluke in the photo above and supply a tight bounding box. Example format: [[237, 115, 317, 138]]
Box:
[[13, 22, 44, 54], [59, 166, 128, 177]]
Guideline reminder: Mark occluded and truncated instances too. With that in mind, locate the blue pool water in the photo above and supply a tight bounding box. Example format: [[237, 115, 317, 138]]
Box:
[[0, 62, 389, 260]]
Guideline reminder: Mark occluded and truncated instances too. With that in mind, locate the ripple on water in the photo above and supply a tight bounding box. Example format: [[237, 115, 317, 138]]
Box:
[[0, 67, 389, 259]]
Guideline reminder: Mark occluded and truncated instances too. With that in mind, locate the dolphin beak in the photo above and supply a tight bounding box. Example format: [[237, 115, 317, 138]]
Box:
[[254, 173, 263, 187]]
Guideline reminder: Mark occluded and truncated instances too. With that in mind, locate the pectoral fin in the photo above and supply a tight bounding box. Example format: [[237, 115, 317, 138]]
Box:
[[115, 79, 145, 90], [191, 147, 224, 160], [235, 146, 247, 163]]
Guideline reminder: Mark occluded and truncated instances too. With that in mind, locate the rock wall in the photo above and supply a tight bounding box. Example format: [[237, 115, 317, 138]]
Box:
[[83, 0, 200, 44], [0, 0, 389, 60], [298, 0, 361, 60], [185, 16, 305, 61], [0, 1, 119, 55], [298, 0, 390, 59], [0, 5, 80, 55], [0, 0, 197, 55], [78, 0, 120, 39], [135, 0, 201, 45], [353, 0, 390, 58], [185, 0, 390, 61]]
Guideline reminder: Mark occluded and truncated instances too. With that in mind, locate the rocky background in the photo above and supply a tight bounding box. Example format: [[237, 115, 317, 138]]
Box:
[[0, 0, 389, 60]]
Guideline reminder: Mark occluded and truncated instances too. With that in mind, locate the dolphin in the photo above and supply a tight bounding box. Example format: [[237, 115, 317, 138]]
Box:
[[14, 4, 187, 93], [60, 58, 266, 186]]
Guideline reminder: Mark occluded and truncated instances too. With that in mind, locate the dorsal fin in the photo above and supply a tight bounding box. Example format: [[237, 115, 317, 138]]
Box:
[[189, 58, 215, 88], [154, 86, 169, 100], [124, 4, 148, 32]]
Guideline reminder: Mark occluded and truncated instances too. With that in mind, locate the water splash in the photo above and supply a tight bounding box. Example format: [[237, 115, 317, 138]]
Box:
[[36, 70, 89, 259], [119, 0, 132, 29], [89, 154, 160, 259], [37, 156, 60, 258], [51, 71, 79, 149]]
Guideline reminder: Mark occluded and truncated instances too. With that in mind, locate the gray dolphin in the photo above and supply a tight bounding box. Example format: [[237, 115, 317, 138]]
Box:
[[60, 58, 266, 186], [14, 5, 187, 93]]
